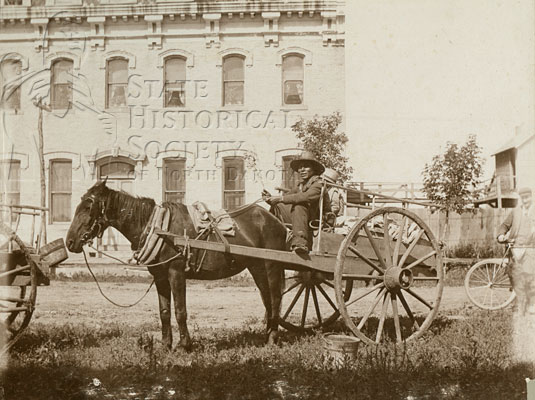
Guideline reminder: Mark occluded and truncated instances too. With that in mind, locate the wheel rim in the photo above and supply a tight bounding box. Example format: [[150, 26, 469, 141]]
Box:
[[279, 270, 353, 332], [0, 223, 37, 355], [464, 259, 516, 310], [334, 207, 444, 344]]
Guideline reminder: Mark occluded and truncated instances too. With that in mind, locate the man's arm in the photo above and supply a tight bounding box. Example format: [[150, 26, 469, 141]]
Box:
[[281, 181, 322, 204], [497, 211, 514, 242]]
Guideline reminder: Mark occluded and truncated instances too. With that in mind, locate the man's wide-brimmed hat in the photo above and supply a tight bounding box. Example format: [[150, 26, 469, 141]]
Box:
[[322, 168, 340, 184], [290, 151, 325, 174]]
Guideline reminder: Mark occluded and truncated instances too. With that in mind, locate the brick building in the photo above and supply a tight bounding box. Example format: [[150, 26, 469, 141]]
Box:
[[0, 0, 345, 251]]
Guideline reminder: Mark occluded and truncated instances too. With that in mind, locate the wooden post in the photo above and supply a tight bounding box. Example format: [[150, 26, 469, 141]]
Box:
[[496, 177, 502, 209], [34, 98, 51, 248]]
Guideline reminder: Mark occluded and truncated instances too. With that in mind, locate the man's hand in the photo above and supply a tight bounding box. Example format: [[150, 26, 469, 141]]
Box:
[[497, 233, 510, 244], [262, 189, 271, 203], [268, 196, 282, 205]]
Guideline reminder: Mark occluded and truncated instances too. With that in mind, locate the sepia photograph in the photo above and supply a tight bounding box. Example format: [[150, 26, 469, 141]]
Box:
[[0, 0, 534, 398]]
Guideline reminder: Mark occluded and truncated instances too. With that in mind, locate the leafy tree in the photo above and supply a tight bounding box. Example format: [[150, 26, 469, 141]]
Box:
[[291, 112, 353, 182], [422, 135, 484, 214]]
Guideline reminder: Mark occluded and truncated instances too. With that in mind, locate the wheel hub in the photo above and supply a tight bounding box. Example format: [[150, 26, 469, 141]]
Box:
[[384, 267, 413, 290]]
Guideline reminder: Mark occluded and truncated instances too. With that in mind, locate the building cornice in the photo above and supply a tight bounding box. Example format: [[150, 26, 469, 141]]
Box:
[[0, 0, 345, 22], [0, 1, 344, 20]]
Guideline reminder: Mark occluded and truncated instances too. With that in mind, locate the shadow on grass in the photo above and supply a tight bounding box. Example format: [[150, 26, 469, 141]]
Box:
[[2, 311, 533, 400]]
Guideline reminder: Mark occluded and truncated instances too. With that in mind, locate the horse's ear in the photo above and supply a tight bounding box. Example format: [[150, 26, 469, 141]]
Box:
[[101, 176, 108, 186]]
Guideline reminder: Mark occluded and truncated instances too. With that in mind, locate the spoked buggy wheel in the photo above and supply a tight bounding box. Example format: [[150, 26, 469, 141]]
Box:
[[334, 207, 443, 344], [279, 270, 353, 332], [464, 259, 515, 310], [0, 222, 37, 355]]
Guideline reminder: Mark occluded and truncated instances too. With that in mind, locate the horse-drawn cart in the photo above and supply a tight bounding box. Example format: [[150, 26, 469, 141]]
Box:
[[156, 184, 443, 345], [0, 203, 68, 355]]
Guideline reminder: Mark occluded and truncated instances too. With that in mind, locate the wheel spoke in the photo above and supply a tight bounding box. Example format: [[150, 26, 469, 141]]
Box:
[[473, 269, 490, 283], [375, 292, 389, 343], [311, 286, 322, 325], [357, 287, 386, 330], [348, 245, 384, 274], [397, 230, 424, 268], [317, 284, 338, 312], [322, 280, 335, 290], [364, 225, 387, 270], [345, 282, 384, 308], [283, 281, 301, 295], [383, 214, 393, 268], [413, 276, 440, 281], [397, 291, 420, 330], [391, 292, 402, 343], [404, 251, 437, 270], [392, 216, 407, 267], [470, 285, 492, 289], [301, 287, 310, 328], [405, 288, 433, 309], [282, 284, 305, 320]]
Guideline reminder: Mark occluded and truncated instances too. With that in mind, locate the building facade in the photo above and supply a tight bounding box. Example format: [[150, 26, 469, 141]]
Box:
[[0, 0, 345, 251]]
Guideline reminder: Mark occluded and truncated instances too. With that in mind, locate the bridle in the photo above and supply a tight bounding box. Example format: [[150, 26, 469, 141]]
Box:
[[80, 193, 110, 245]]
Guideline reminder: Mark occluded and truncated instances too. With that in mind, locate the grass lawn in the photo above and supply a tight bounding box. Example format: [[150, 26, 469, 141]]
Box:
[[3, 310, 534, 400]]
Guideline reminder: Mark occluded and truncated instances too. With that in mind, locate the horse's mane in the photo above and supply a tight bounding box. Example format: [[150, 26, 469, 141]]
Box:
[[106, 188, 156, 227]]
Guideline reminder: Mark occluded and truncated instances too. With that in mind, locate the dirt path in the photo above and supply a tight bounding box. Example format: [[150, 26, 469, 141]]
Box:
[[32, 281, 474, 330]]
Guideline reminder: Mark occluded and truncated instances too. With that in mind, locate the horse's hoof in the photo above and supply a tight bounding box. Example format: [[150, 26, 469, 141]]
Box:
[[266, 331, 279, 346], [176, 339, 192, 352]]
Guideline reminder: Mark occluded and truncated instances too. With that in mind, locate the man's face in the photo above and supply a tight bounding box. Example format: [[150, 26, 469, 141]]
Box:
[[520, 193, 532, 209], [298, 163, 315, 181]]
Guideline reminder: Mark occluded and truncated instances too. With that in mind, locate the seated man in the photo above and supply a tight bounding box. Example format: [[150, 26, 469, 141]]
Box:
[[263, 151, 329, 254], [322, 168, 344, 226]]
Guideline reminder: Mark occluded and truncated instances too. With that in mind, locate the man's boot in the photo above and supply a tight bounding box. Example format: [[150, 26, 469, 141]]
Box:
[[290, 231, 309, 254]]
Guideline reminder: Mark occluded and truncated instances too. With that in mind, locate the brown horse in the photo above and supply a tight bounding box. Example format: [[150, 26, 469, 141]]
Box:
[[65, 180, 287, 350]]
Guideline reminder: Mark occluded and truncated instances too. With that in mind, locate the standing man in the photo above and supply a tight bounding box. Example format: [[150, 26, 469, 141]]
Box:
[[263, 151, 329, 254], [497, 187, 535, 314]]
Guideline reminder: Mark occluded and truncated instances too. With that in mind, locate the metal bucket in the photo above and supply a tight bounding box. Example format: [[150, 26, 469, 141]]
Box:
[[323, 334, 360, 366]]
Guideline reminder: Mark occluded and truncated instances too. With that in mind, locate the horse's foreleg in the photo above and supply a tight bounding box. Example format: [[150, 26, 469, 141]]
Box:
[[154, 275, 173, 350], [247, 264, 277, 344], [169, 265, 191, 351], [266, 262, 284, 345]]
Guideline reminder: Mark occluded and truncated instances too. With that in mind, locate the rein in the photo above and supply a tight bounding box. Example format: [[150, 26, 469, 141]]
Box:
[[82, 248, 155, 308]]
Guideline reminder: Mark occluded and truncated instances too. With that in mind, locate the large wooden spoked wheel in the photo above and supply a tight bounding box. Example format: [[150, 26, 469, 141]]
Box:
[[279, 270, 353, 332], [334, 207, 443, 345], [0, 222, 37, 355], [464, 259, 516, 310]]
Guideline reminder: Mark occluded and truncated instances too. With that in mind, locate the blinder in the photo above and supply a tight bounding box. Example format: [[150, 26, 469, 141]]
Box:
[[80, 193, 110, 245]]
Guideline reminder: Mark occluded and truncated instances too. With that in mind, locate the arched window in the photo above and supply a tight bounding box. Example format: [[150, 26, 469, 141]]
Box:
[[223, 156, 245, 210], [282, 54, 304, 105], [0, 59, 22, 111], [282, 155, 299, 189], [98, 158, 135, 194], [0, 160, 20, 206], [222, 55, 244, 106], [51, 59, 73, 110], [106, 58, 128, 108], [162, 158, 186, 203], [164, 57, 186, 107], [49, 159, 72, 222]]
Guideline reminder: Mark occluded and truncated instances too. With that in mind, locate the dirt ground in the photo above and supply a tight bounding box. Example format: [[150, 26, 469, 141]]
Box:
[[31, 280, 474, 330]]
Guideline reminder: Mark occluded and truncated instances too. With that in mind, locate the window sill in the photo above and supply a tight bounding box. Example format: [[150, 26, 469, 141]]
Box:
[[218, 105, 246, 112], [280, 105, 308, 111], [49, 221, 72, 226], [105, 107, 130, 114], [1, 109, 23, 115]]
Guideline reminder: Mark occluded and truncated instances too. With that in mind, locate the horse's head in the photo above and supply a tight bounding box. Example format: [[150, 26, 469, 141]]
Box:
[[66, 178, 111, 253]]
